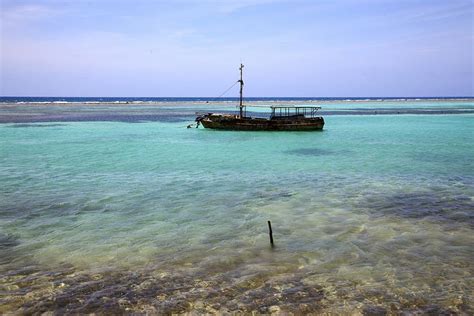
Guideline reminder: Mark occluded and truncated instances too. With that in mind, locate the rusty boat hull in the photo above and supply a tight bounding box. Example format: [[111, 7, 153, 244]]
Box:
[[193, 64, 325, 131], [200, 114, 324, 131]]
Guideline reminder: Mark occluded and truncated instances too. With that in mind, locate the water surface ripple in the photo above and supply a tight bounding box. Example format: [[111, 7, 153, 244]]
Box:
[[0, 101, 473, 314]]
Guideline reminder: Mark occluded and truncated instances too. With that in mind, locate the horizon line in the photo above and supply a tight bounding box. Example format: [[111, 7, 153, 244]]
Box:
[[1, 96, 474, 99]]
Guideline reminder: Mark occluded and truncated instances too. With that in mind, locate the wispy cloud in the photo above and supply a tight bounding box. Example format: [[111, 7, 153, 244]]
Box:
[[1, 3, 63, 24], [399, 2, 472, 23], [208, 0, 285, 14]]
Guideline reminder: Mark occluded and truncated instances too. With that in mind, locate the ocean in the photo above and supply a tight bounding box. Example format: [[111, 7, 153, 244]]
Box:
[[0, 97, 473, 314]]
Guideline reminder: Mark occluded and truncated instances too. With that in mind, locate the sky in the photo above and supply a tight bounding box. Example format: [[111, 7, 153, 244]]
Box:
[[0, 0, 472, 97]]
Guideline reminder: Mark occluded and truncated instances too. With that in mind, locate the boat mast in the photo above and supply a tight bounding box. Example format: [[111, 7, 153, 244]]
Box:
[[238, 63, 244, 118]]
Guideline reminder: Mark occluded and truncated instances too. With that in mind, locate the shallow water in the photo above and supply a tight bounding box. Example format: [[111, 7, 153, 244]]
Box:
[[0, 101, 473, 314]]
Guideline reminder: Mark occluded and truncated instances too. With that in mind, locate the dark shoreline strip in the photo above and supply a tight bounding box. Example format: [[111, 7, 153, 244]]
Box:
[[0, 109, 473, 124]]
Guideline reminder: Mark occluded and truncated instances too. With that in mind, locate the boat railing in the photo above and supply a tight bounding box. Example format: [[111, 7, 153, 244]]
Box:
[[270, 106, 322, 118]]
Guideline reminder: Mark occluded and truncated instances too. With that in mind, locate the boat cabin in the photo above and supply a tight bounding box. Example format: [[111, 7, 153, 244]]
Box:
[[270, 106, 322, 119]]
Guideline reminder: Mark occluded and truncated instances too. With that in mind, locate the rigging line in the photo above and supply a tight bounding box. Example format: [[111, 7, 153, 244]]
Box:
[[216, 80, 239, 98]]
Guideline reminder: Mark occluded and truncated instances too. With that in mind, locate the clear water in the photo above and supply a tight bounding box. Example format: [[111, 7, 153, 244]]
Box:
[[1, 101, 473, 314]]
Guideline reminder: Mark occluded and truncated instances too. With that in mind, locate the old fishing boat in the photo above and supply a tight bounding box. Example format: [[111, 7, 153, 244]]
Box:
[[194, 64, 324, 131]]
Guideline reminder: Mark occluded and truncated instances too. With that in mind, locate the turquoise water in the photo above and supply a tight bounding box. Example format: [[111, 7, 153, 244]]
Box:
[[1, 102, 473, 314]]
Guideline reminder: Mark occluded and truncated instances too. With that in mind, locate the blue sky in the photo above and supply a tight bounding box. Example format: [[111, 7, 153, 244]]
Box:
[[1, 0, 472, 97]]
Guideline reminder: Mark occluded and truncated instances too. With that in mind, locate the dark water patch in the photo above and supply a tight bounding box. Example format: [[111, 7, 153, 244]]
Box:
[[0, 114, 193, 124], [363, 305, 388, 315], [0, 234, 20, 265], [0, 234, 19, 249], [0, 105, 224, 123], [319, 109, 474, 115], [255, 190, 294, 200], [351, 106, 474, 112], [6, 123, 67, 128], [3, 106, 473, 124], [244, 189, 296, 207], [285, 147, 335, 156], [0, 199, 78, 221], [361, 191, 474, 226]]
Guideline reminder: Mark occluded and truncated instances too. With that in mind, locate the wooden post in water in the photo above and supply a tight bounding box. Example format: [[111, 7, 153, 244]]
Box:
[[267, 221, 274, 247]]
